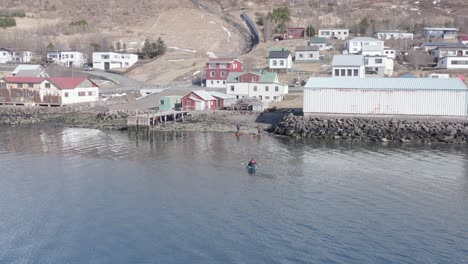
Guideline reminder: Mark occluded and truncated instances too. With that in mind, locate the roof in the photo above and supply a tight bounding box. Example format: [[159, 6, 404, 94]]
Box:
[[361, 45, 384, 51], [227, 71, 278, 83], [269, 51, 291, 59], [14, 70, 47, 77], [190, 90, 216, 101], [400, 73, 417, 78], [207, 91, 236, 99], [296, 46, 319, 52], [207, 57, 238, 64], [1, 77, 98, 90], [304, 77, 468, 91], [0, 48, 12, 52], [422, 27, 459, 31], [420, 42, 467, 48], [374, 30, 410, 33], [47, 77, 95, 90], [332, 55, 364, 66], [12, 64, 43, 74], [309, 37, 326, 43], [268, 47, 289, 52], [349, 37, 382, 42], [319, 28, 348, 31], [2, 76, 45, 84]]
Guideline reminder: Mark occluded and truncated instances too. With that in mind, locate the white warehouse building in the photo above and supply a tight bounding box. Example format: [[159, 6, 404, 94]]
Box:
[[303, 77, 468, 117], [93, 52, 139, 70]]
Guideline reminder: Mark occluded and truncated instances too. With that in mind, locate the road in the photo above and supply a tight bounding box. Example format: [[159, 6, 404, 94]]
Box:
[[87, 70, 146, 93]]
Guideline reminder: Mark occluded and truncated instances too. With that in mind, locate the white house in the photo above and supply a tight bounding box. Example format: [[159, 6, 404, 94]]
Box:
[[372, 30, 414, 40], [416, 42, 468, 53], [437, 57, 468, 69], [364, 55, 394, 77], [421, 27, 459, 39], [345, 37, 384, 54], [92, 52, 139, 70], [226, 71, 288, 102], [308, 37, 331, 51], [47, 51, 88, 68], [431, 47, 468, 59], [269, 51, 293, 71], [318, 29, 349, 40], [0, 77, 99, 106], [303, 77, 468, 117], [460, 36, 468, 45], [0, 48, 13, 63], [331, 55, 365, 78], [295, 46, 320, 62]]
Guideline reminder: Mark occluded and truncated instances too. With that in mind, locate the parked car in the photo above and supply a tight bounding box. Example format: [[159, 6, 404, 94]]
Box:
[[82, 65, 93, 71]]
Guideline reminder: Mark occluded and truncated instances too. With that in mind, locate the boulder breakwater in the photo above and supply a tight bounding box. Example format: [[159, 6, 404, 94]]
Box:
[[271, 114, 468, 143]]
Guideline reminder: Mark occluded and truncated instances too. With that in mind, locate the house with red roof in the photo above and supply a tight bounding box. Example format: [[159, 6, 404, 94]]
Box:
[[181, 90, 217, 111], [459, 35, 468, 45], [205, 58, 243, 88], [0, 77, 99, 106]]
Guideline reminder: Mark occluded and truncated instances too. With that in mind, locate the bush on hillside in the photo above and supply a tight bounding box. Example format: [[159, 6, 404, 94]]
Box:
[[0, 17, 16, 28]]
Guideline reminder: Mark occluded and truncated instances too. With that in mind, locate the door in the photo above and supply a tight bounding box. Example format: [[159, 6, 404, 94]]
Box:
[[104, 62, 110, 70]]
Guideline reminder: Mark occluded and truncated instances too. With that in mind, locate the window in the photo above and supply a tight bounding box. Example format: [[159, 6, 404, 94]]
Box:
[[220, 64, 227, 68], [17, 92, 23, 97], [299, 54, 304, 58], [344, 31, 348, 35], [273, 96, 277, 100], [101, 55, 110, 59], [160, 100, 165, 105], [353, 69, 358, 76], [353, 42, 357, 46], [221, 71, 226, 77], [347, 69, 352, 76], [280, 60, 284, 66], [0, 82, 5, 88], [265, 86, 269, 92], [364, 59, 369, 64], [375, 59, 383, 64], [78, 92, 86, 96], [253, 86, 257, 91], [88, 91, 93, 96], [335, 69, 339, 76], [45, 83, 50, 88], [309, 54, 313, 58], [230, 86, 234, 92], [210, 71, 215, 77], [125, 62, 129, 66], [340, 69, 345, 76], [70, 55, 74, 58], [451, 60, 468, 65], [18, 83, 23, 88], [252, 77, 257, 82], [273, 60, 277, 66], [28, 83, 33, 88], [209, 63, 216, 68], [265, 96, 270, 100], [242, 76, 246, 82], [64, 92, 69, 97], [223, 81, 225, 85]]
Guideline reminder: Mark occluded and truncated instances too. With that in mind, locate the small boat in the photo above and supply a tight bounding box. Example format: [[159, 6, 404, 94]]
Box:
[[247, 165, 256, 174]]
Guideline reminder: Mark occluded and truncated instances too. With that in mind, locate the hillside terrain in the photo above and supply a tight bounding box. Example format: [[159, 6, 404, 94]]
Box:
[[1, 0, 468, 84]]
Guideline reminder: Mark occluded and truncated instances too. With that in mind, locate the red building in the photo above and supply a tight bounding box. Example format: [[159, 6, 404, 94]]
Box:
[[181, 90, 217, 111], [284, 27, 305, 39], [205, 58, 243, 88]]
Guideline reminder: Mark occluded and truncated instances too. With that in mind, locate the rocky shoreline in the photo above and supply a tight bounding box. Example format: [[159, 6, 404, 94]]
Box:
[[271, 114, 468, 143]]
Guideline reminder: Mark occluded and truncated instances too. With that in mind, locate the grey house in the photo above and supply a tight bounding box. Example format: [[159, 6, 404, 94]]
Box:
[[295, 46, 320, 63]]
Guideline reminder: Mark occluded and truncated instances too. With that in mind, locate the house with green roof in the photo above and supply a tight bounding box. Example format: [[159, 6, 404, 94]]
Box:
[[308, 37, 331, 51], [226, 71, 289, 102]]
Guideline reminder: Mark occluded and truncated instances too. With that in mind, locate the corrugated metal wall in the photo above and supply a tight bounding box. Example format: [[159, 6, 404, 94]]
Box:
[[304, 89, 468, 116]]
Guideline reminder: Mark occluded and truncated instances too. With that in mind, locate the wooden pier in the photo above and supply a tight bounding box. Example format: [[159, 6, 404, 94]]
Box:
[[127, 111, 189, 127]]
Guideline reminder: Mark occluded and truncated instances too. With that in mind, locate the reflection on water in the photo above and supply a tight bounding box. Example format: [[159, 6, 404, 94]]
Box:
[[0, 127, 467, 264]]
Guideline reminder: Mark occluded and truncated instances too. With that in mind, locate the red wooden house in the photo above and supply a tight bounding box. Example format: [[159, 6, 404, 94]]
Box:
[[181, 90, 217, 111], [284, 27, 305, 39], [205, 58, 243, 88]]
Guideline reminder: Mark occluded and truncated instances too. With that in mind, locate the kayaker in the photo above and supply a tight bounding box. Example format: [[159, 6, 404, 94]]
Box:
[[248, 158, 257, 167], [236, 123, 241, 134]]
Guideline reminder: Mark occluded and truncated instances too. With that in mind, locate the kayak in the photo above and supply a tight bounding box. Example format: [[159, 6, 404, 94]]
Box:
[[247, 165, 256, 173]]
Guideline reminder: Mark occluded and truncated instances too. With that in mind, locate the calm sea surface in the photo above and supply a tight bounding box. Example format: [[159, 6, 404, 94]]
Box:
[[0, 127, 466, 264]]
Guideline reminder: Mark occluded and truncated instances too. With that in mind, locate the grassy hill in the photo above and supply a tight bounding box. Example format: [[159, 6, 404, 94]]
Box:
[[1, 0, 467, 84]]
